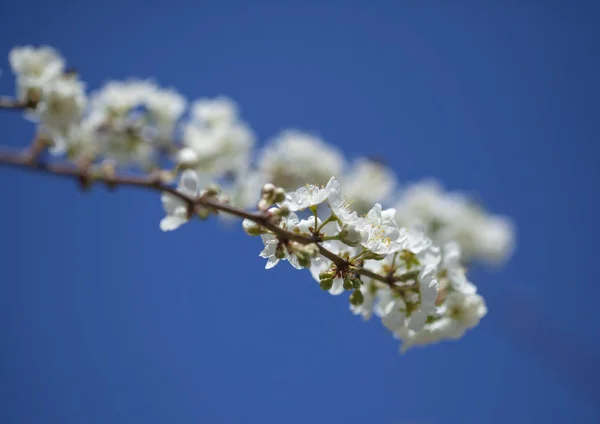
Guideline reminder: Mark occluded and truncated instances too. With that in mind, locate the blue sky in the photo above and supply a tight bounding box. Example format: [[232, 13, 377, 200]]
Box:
[[0, 1, 599, 423]]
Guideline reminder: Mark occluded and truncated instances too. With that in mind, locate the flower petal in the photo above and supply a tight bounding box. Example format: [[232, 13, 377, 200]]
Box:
[[160, 215, 187, 232]]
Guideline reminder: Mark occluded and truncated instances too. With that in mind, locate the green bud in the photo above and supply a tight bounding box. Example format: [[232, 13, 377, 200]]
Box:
[[261, 183, 276, 197], [343, 278, 354, 290], [297, 254, 311, 269], [196, 206, 212, 220], [319, 270, 335, 280], [350, 277, 362, 289], [320, 278, 334, 291], [204, 184, 221, 196], [273, 188, 286, 204], [301, 243, 320, 258], [242, 219, 264, 236], [276, 205, 290, 217], [349, 289, 364, 306]]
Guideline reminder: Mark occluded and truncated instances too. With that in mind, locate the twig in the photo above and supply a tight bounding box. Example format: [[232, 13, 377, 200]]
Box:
[[0, 145, 413, 290], [0, 97, 34, 110]]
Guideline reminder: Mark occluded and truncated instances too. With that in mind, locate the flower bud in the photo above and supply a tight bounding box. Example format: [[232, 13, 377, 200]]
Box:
[[269, 214, 282, 226], [290, 242, 318, 268], [350, 277, 362, 289], [302, 243, 320, 258], [261, 183, 276, 197], [276, 204, 290, 217], [257, 198, 270, 211], [339, 225, 361, 246], [196, 206, 212, 220], [320, 278, 333, 291], [100, 160, 116, 179], [343, 278, 354, 290], [349, 289, 364, 306], [319, 270, 335, 281], [273, 187, 286, 204], [297, 254, 311, 269], [242, 219, 264, 236], [177, 147, 199, 167], [203, 184, 221, 197]]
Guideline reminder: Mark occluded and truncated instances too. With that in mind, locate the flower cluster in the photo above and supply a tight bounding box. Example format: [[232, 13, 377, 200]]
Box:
[[244, 177, 487, 350], [5, 45, 516, 352], [394, 180, 515, 264]]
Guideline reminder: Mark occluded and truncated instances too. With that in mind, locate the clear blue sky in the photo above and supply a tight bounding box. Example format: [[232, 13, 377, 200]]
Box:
[[1, 1, 599, 423]]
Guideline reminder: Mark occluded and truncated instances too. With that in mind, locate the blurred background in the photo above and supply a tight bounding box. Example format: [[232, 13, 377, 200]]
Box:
[[1, 0, 599, 423]]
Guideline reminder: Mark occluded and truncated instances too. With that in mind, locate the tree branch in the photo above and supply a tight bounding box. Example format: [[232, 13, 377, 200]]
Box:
[[0, 145, 414, 291], [0, 97, 33, 110]]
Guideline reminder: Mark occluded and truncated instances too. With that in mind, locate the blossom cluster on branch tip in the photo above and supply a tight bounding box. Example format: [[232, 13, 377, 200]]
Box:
[[5, 45, 516, 353]]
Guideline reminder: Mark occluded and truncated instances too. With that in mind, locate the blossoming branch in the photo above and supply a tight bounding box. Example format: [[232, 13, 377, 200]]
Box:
[[0, 45, 515, 352]]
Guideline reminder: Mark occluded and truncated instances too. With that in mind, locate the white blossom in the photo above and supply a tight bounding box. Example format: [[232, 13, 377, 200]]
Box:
[[379, 295, 407, 334], [181, 123, 254, 175], [440, 242, 476, 294], [259, 213, 319, 270], [356, 204, 403, 255], [361, 203, 398, 229], [220, 167, 264, 212], [145, 87, 186, 139], [37, 76, 87, 154], [361, 224, 403, 255], [2, 44, 517, 356], [181, 97, 255, 177], [400, 226, 442, 268], [258, 130, 345, 190], [259, 233, 283, 269], [406, 265, 439, 332], [473, 215, 515, 264], [84, 80, 188, 167], [90, 79, 155, 113], [309, 238, 360, 295], [399, 292, 487, 352], [191, 96, 238, 127], [160, 170, 203, 232], [394, 180, 516, 264], [281, 176, 339, 212], [9, 45, 65, 101], [342, 158, 397, 214], [326, 177, 361, 226]]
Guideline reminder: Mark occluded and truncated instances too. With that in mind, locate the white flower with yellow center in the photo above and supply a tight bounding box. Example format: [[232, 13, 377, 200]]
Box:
[[356, 203, 403, 255], [398, 291, 487, 352]]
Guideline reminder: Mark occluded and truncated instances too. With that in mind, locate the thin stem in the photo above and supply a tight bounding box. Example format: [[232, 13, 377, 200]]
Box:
[[0, 143, 412, 290], [350, 249, 369, 262], [386, 252, 399, 280], [317, 213, 337, 232], [0, 97, 34, 110], [310, 206, 319, 235]]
